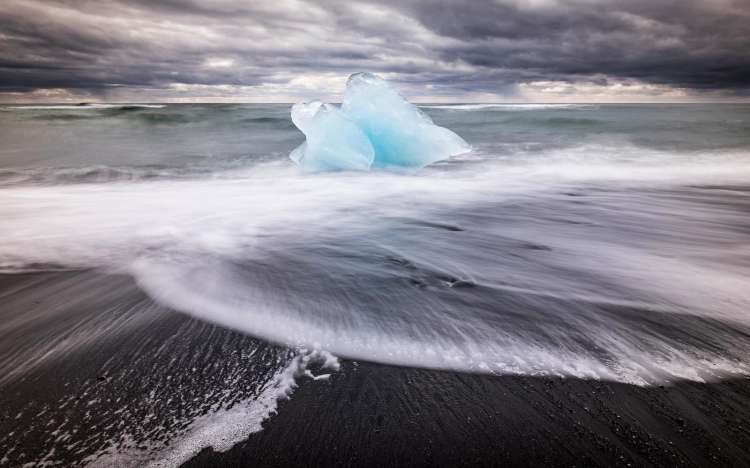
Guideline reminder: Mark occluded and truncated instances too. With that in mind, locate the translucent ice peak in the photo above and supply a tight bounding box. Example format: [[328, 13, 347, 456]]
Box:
[[289, 73, 470, 171]]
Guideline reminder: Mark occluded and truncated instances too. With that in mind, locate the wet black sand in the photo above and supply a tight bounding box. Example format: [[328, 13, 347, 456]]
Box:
[[2, 271, 750, 467], [185, 362, 750, 468], [0, 271, 289, 467]]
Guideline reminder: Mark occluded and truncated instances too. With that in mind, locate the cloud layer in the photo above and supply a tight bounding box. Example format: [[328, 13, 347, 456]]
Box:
[[1, 0, 748, 102]]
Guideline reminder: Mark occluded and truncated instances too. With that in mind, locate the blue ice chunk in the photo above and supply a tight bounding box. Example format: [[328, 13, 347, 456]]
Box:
[[289, 73, 470, 171], [342, 73, 470, 168]]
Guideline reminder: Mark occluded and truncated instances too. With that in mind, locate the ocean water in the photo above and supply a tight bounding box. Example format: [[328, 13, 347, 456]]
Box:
[[1, 103, 750, 465]]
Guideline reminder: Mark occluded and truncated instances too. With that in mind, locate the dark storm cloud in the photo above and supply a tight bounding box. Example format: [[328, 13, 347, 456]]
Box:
[[0, 0, 748, 100], [399, 0, 750, 90]]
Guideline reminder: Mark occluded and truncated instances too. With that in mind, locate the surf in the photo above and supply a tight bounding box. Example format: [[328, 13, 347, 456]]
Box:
[[2, 152, 750, 385]]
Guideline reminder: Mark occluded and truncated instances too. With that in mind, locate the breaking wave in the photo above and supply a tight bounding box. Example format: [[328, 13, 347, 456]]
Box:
[[2, 148, 750, 386]]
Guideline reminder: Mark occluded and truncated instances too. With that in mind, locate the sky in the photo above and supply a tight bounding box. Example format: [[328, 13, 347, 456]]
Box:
[[1, 0, 749, 103]]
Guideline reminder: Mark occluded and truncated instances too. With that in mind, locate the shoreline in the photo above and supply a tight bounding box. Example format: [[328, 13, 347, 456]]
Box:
[[185, 361, 750, 467], [2, 269, 750, 467]]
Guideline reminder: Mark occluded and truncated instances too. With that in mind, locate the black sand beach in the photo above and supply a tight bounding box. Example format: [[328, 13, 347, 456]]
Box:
[[0, 271, 291, 467], [186, 365, 750, 468], [2, 270, 750, 467]]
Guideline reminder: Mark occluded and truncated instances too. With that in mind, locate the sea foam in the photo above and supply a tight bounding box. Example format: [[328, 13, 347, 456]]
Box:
[[3, 147, 750, 386], [289, 73, 470, 171]]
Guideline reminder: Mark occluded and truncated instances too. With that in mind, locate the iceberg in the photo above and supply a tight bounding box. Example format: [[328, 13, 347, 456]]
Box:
[[289, 73, 470, 171]]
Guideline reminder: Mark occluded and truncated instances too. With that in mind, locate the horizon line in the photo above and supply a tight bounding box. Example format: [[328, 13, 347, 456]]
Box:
[[3, 101, 750, 105]]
